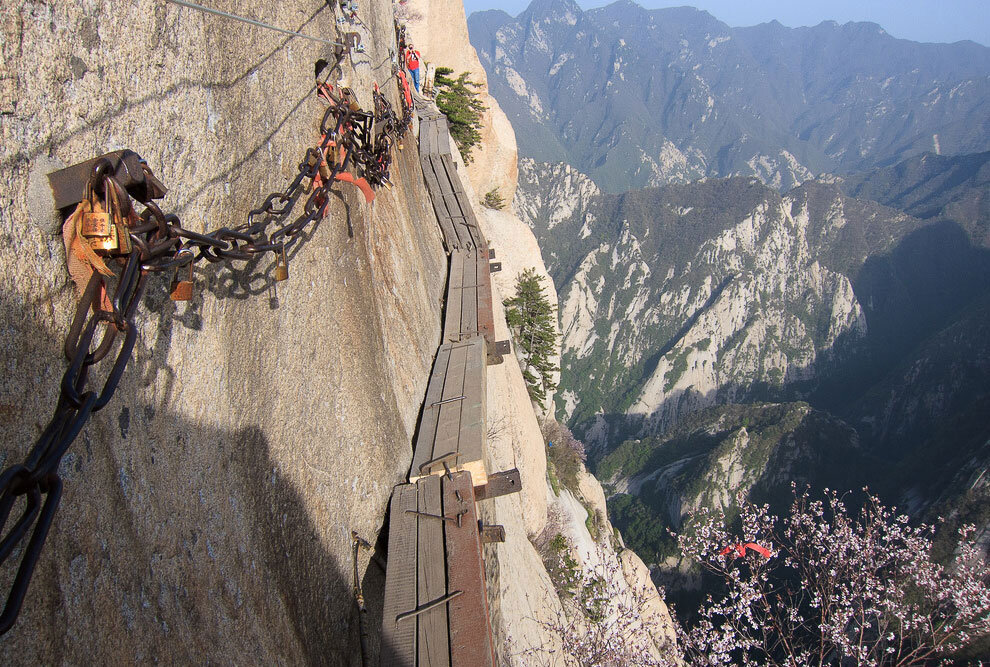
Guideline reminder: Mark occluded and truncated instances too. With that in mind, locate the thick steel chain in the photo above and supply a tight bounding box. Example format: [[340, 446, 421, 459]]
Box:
[[0, 72, 411, 636]]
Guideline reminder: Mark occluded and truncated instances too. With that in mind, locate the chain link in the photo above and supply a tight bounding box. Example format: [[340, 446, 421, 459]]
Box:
[[0, 67, 415, 635]]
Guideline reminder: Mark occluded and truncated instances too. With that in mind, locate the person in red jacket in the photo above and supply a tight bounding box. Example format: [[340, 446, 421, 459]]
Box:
[[405, 44, 422, 93]]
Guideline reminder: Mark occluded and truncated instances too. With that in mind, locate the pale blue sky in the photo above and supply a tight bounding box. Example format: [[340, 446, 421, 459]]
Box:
[[463, 0, 990, 46]]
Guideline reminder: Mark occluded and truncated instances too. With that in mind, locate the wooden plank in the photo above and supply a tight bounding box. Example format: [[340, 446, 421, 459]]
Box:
[[430, 342, 469, 476], [421, 158, 459, 249], [442, 193, 463, 218], [442, 472, 495, 667], [411, 346, 453, 479], [457, 194, 487, 250], [417, 475, 450, 667], [458, 337, 487, 487], [444, 250, 467, 342], [436, 117, 452, 156], [431, 154, 455, 195], [420, 118, 438, 155], [432, 155, 479, 250], [440, 155, 466, 194], [476, 252, 496, 351], [381, 484, 419, 667], [462, 249, 479, 340]]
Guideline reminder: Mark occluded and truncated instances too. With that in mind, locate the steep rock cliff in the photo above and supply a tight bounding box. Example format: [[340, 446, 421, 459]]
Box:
[[402, 0, 518, 202], [1, 1, 445, 662]]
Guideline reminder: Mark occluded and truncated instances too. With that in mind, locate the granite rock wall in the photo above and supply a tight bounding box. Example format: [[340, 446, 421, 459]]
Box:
[[0, 0, 446, 662]]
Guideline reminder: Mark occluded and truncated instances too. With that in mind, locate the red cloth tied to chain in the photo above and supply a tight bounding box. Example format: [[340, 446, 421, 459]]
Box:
[[720, 542, 772, 559]]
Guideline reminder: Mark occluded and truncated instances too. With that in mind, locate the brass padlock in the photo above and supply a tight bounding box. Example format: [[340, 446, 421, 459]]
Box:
[[169, 262, 194, 301], [304, 152, 321, 193], [274, 246, 289, 282], [107, 181, 133, 255], [79, 185, 118, 254]]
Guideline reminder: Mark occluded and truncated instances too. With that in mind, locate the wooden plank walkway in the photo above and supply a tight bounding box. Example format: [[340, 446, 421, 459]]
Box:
[[409, 337, 487, 488], [418, 120, 486, 252], [443, 249, 502, 364], [378, 107, 523, 667], [380, 472, 495, 667]]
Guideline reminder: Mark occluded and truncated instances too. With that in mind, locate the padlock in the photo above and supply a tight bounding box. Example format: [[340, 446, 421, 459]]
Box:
[[169, 261, 194, 301], [304, 152, 321, 193], [274, 246, 289, 282], [106, 179, 133, 255], [79, 184, 118, 254]]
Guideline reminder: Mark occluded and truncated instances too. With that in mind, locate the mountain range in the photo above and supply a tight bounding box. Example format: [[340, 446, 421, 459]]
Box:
[[515, 150, 990, 584], [469, 0, 990, 192], [470, 0, 990, 586]]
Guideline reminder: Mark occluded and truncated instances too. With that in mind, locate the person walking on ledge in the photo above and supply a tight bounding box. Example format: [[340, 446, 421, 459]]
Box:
[[406, 43, 422, 92]]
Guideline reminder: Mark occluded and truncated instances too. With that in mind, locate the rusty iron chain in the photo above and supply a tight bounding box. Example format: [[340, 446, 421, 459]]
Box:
[[0, 69, 414, 635]]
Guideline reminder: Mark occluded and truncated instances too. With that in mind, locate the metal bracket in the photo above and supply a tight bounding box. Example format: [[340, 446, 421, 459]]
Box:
[[488, 248, 496, 260], [428, 395, 466, 408], [418, 451, 460, 474], [494, 340, 511, 355], [47, 150, 167, 211], [489, 262, 502, 273], [479, 524, 506, 544], [395, 590, 463, 623], [405, 509, 467, 528], [474, 469, 522, 501]]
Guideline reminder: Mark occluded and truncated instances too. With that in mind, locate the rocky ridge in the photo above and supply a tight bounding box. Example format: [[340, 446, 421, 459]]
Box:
[[470, 0, 990, 192]]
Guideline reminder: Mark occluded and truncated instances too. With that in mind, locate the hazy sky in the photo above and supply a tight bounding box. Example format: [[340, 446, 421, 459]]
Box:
[[462, 0, 990, 46]]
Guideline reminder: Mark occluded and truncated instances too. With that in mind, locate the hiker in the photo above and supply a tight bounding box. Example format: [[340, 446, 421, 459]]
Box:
[[405, 43, 422, 92]]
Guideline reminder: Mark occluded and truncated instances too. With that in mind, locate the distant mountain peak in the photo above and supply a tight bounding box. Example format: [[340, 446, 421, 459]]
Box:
[[521, 0, 581, 21], [470, 2, 990, 192]]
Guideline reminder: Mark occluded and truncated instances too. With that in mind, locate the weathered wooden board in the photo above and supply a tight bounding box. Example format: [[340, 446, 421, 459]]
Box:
[[474, 251, 497, 362], [381, 484, 419, 666], [431, 341, 468, 477], [442, 473, 495, 667], [417, 475, 450, 667], [411, 346, 452, 479], [409, 337, 488, 487], [459, 337, 486, 478], [444, 250, 466, 342], [461, 249, 479, 341], [436, 117, 452, 155]]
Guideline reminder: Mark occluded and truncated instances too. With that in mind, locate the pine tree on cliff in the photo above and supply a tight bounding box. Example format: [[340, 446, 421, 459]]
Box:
[[504, 268, 558, 409], [434, 67, 486, 161]]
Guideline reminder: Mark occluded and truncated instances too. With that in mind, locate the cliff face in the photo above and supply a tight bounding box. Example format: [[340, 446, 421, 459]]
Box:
[[1, 1, 445, 662], [402, 0, 518, 201]]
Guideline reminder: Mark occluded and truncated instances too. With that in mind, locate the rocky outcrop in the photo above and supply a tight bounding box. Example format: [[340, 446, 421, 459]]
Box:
[[515, 161, 942, 451], [403, 0, 518, 201]]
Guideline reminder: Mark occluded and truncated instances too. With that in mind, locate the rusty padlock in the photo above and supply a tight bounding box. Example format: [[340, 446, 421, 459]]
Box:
[[274, 246, 289, 282], [106, 178, 133, 255], [169, 261, 194, 301], [79, 176, 132, 255], [79, 182, 117, 253], [303, 151, 321, 193]]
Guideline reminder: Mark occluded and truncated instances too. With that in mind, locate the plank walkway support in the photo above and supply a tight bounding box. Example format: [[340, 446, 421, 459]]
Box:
[[443, 249, 505, 364], [410, 337, 487, 487], [380, 473, 495, 667]]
